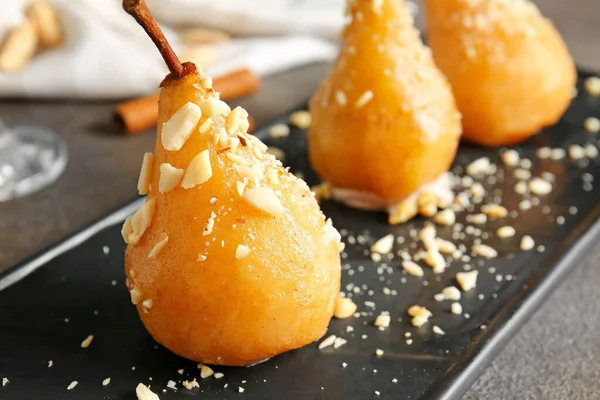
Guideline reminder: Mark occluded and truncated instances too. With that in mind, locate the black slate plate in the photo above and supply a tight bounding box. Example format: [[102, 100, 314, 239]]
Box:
[[1, 71, 599, 400]]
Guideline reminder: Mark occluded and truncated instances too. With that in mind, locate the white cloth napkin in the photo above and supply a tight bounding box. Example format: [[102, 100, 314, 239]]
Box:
[[0, 0, 343, 99]]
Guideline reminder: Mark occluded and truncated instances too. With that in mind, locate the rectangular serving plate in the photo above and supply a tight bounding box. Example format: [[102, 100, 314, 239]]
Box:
[[0, 71, 599, 400]]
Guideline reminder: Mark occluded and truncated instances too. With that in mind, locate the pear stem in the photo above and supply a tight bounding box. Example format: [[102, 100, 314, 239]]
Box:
[[123, 0, 183, 77]]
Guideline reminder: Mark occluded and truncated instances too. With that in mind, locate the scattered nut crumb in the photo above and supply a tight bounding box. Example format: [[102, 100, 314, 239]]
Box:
[[402, 260, 424, 277], [67, 381, 78, 390], [456, 271, 478, 291], [268, 123, 290, 138], [102, 378, 111, 386], [451, 302, 463, 315], [136, 383, 159, 400], [318, 334, 337, 350], [584, 117, 600, 133], [214, 373, 224, 379], [288, 110, 312, 129], [442, 286, 461, 301], [183, 379, 199, 390], [81, 334, 94, 348], [333, 337, 347, 349], [482, 204, 507, 218], [501, 150, 520, 166], [585, 76, 600, 96], [375, 348, 384, 357], [520, 235, 535, 251], [473, 244, 498, 258], [334, 297, 357, 319], [529, 178, 552, 195], [496, 226, 516, 238], [432, 325, 445, 335], [433, 209, 455, 226], [200, 364, 214, 379], [235, 244, 251, 260], [374, 313, 391, 328], [2, 378, 8, 387], [371, 234, 394, 254]]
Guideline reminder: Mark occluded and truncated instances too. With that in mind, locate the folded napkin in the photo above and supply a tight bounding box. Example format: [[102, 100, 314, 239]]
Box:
[[0, 0, 343, 99]]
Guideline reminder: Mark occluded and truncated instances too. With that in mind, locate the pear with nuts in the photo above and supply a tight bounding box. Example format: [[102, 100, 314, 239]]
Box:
[[121, 0, 342, 366], [308, 0, 461, 223]]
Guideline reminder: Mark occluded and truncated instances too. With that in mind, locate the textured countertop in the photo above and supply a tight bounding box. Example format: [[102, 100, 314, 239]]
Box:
[[1, 1, 599, 398]]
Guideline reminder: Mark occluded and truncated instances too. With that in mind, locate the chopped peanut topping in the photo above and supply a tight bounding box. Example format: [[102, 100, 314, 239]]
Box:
[[235, 244, 251, 259], [142, 299, 153, 309], [501, 150, 520, 166], [125, 199, 156, 245], [159, 163, 184, 193], [334, 297, 357, 319], [130, 286, 143, 305], [371, 234, 394, 254], [432, 325, 445, 335], [456, 271, 478, 291], [182, 380, 199, 390], [355, 90, 374, 108], [466, 157, 495, 176], [148, 233, 169, 258], [243, 187, 284, 217], [137, 153, 154, 195], [442, 286, 461, 301], [482, 204, 507, 218], [80, 335, 94, 348], [408, 305, 432, 318], [199, 97, 230, 119], [288, 110, 312, 129], [318, 334, 337, 349], [433, 209, 455, 226], [451, 302, 462, 315], [374, 314, 391, 328], [520, 235, 535, 250], [203, 212, 216, 236], [181, 150, 212, 188], [136, 383, 159, 400], [496, 226, 516, 238], [389, 198, 418, 224], [473, 244, 498, 258], [161, 102, 202, 151], [268, 124, 290, 139], [226, 106, 249, 135], [584, 117, 600, 133], [200, 365, 214, 379], [585, 76, 600, 96], [529, 178, 552, 195], [402, 260, 424, 277], [198, 117, 214, 134]]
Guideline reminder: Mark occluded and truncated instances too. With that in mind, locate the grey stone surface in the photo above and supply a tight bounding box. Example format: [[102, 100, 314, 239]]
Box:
[[0, 1, 598, 399]]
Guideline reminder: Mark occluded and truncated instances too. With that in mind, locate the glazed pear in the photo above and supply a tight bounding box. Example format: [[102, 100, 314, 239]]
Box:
[[425, 0, 576, 147], [309, 0, 461, 221], [121, 0, 342, 366]]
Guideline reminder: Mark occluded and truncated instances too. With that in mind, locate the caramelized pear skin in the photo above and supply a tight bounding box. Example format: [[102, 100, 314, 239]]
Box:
[[309, 0, 461, 203], [124, 70, 342, 366], [425, 0, 576, 147]]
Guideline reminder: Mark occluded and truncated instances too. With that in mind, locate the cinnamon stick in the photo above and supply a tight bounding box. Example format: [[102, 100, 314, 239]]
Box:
[[116, 68, 260, 135]]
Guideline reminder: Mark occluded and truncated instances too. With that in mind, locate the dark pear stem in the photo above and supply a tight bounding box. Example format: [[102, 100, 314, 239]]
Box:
[[123, 0, 183, 77]]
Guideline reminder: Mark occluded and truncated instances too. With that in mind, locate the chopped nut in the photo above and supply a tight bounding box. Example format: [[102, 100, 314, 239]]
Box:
[[371, 252, 382, 262], [466, 157, 495, 176], [161, 102, 202, 151], [203, 211, 216, 236], [102, 378, 111, 386], [496, 226, 516, 238], [182, 379, 199, 390], [408, 305, 432, 318], [137, 152, 154, 195], [355, 90, 374, 108], [375, 348, 384, 356], [235, 244, 251, 259], [513, 168, 531, 180], [473, 244, 498, 258], [529, 178, 552, 195], [551, 148, 566, 160], [436, 238, 457, 254], [585, 144, 598, 158], [288, 110, 312, 129], [2, 378, 8, 387], [130, 286, 143, 305], [374, 314, 391, 328], [226, 106, 249, 134], [126, 199, 156, 245], [159, 163, 184, 193], [520, 235, 535, 251], [456, 270, 478, 291], [121, 216, 133, 244], [451, 302, 462, 315], [312, 181, 332, 202], [470, 182, 485, 198], [136, 383, 159, 400], [81, 335, 94, 348], [243, 187, 284, 217], [419, 203, 437, 217], [402, 260, 424, 277], [419, 225, 437, 244], [181, 150, 212, 188], [411, 316, 429, 327], [334, 297, 357, 319], [268, 123, 290, 139], [200, 364, 214, 379], [432, 325, 445, 335], [482, 204, 507, 218], [584, 117, 600, 133], [425, 249, 446, 273], [569, 144, 585, 160], [198, 97, 230, 119], [67, 381, 78, 390], [442, 286, 461, 301], [501, 150, 520, 166], [214, 373, 224, 379], [467, 213, 487, 224], [388, 198, 418, 224], [148, 233, 169, 258], [318, 334, 337, 349], [198, 117, 214, 134], [585, 76, 600, 96], [335, 90, 347, 106], [371, 234, 394, 254], [333, 337, 347, 349], [142, 299, 153, 309], [433, 209, 455, 226]]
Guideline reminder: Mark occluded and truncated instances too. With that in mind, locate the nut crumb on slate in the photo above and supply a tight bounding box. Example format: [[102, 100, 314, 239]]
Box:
[[456, 271, 478, 292], [584, 117, 600, 133], [288, 110, 312, 129], [334, 297, 357, 319], [585, 76, 600, 96], [451, 302, 463, 315], [67, 381, 78, 390], [136, 383, 159, 400], [374, 313, 391, 328], [375, 349, 384, 357], [432, 325, 445, 335], [2, 378, 8, 386], [442, 286, 461, 301], [183, 379, 199, 390], [496, 226, 516, 238], [473, 244, 498, 258], [214, 373, 224, 379], [371, 234, 394, 254], [102, 378, 111, 386], [81, 334, 94, 348], [333, 337, 348, 349], [268, 123, 290, 139], [402, 260, 424, 277], [199, 364, 214, 379], [318, 335, 337, 350]]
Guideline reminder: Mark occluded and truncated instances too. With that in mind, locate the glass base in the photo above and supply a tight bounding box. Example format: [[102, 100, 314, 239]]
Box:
[[0, 123, 68, 202]]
